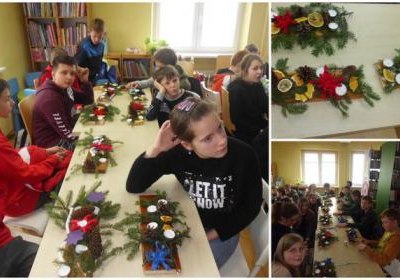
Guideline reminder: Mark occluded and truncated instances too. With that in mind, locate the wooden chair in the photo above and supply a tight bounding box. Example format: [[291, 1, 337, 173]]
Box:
[[177, 60, 194, 77], [18, 94, 36, 145], [220, 87, 236, 135], [200, 81, 221, 114], [215, 55, 232, 72]]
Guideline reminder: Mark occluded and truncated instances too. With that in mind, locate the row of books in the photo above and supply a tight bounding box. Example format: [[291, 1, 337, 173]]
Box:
[[23, 3, 86, 18], [27, 21, 57, 48], [30, 48, 52, 62], [59, 23, 87, 47], [123, 61, 150, 79]]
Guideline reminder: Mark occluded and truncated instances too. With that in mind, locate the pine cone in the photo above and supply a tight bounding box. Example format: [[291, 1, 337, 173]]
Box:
[[159, 204, 171, 215], [298, 66, 314, 83], [87, 227, 103, 259], [84, 157, 96, 171]]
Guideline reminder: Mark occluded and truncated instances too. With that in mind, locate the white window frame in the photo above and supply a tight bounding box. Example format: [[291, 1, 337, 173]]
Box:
[[350, 150, 369, 187], [153, 2, 243, 54], [301, 150, 338, 186]]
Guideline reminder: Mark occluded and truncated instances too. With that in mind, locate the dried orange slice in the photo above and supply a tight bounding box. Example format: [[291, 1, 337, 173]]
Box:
[[308, 12, 324, 28], [349, 76, 359, 92], [291, 73, 304, 87], [277, 78, 293, 93], [271, 23, 281, 35], [383, 69, 395, 83], [273, 69, 285, 80], [294, 17, 308, 23]]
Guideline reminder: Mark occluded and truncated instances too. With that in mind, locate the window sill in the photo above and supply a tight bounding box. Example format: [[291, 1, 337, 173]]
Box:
[[177, 52, 232, 59]]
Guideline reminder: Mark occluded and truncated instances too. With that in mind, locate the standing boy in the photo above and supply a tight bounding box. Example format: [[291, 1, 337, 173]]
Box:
[[33, 55, 94, 148], [75, 18, 105, 84]]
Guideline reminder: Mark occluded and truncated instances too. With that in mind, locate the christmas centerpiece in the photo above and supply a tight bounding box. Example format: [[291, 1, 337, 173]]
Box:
[[313, 258, 337, 277], [337, 215, 348, 224], [96, 82, 124, 103], [46, 181, 122, 277], [80, 103, 120, 125], [323, 197, 333, 207], [69, 130, 123, 176], [128, 88, 147, 102], [121, 100, 147, 126], [319, 213, 332, 226], [346, 228, 358, 242], [114, 191, 190, 274], [374, 49, 400, 93], [272, 3, 356, 57], [317, 228, 337, 247], [272, 58, 380, 116]]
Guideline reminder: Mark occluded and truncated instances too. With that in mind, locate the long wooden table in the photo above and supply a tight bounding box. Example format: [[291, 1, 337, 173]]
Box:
[[29, 88, 220, 277], [271, 3, 400, 138], [313, 197, 385, 277]]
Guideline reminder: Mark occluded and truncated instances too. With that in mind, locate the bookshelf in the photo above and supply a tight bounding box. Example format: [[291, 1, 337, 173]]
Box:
[[122, 52, 153, 81], [23, 3, 89, 71], [368, 149, 381, 202]]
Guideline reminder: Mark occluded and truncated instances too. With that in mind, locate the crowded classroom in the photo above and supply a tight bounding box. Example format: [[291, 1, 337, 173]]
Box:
[[271, 141, 400, 277], [0, 2, 268, 277]]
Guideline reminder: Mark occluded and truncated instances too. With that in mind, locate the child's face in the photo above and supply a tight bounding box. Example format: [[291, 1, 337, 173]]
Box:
[[160, 76, 180, 97], [244, 59, 263, 83], [0, 88, 14, 118], [52, 64, 76, 89], [90, 30, 103, 45], [182, 113, 228, 159], [283, 241, 306, 268], [381, 216, 397, 232]]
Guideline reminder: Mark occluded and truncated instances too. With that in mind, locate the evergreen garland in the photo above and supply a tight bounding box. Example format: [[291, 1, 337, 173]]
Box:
[[272, 3, 356, 57], [375, 48, 400, 93], [114, 190, 190, 271], [80, 103, 121, 124], [46, 181, 122, 277], [272, 58, 380, 117]]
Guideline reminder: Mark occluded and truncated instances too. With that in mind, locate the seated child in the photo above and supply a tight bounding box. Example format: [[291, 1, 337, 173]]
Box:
[[126, 47, 190, 91], [126, 97, 263, 268], [146, 65, 199, 127], [0, 78, 72, 217], [323, 182, 335, 197]]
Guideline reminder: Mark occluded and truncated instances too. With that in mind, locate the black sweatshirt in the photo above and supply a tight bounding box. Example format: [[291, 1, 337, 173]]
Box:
[[227, 79, 267, 144], [146, 90, 198, 127], [126, 137, 263, 241]]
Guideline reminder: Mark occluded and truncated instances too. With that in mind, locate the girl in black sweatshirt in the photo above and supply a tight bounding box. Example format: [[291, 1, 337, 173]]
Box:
[[126, 97, 263, 268]]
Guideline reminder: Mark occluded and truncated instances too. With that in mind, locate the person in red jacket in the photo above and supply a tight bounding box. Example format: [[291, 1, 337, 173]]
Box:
[[0, 78, 72, 217]]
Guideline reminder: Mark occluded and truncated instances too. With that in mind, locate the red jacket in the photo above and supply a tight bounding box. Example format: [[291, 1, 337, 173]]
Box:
[[0, 130, 72, 217], [0, 215, 12, 248]]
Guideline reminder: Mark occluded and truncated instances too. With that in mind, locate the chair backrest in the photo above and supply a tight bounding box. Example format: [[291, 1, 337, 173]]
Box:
[[249, 206, 268, 265], [200, 82, 221, 113], [18, 94, 37, 145], [220, 86, 236, 135], [25, 72, 42, 89], [7, 78, 23, 132], [215, 55, 232, 72], [177, 60, 194, 77]]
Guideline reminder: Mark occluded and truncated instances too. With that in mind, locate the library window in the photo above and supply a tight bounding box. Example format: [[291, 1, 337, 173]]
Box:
[[302, 151, 337, 186], [351, 152, 367, 186], [154, 2, 241, 53]]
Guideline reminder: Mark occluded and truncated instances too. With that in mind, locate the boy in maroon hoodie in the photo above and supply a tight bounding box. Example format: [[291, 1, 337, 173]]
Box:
[[33, 55, 94, 148]]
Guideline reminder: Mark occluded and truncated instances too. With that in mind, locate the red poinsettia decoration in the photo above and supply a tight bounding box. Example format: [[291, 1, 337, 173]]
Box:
[[311, 66, 343, 99], [70, 214, 98, 233], [94, 106, 107, 116], [91, 142, 113, 152], [273, 11, 295, 33], [130, 101, 144, 111]]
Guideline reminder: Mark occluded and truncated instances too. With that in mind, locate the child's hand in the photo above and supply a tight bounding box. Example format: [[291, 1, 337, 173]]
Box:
[[206, 229, 219, 241], [46, 146, 66, 155], [126, 81, 140, 89], [145, 120, 180, 158], [357, 241, 367, 251], [153, 80, 166, 94], [77, 66, 89, 83]]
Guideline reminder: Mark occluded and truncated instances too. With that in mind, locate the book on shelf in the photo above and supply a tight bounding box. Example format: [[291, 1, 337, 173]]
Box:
[[57, 3, 87, 17], [27, 21, 57, 48], [23, 3, 57, 17], [123, 60, 150, 79]]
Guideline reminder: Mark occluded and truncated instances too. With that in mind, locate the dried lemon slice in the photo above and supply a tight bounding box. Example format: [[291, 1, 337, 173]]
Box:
[[308, 12, 324, 28], [277, 78, 293, 93], [271, 23, 281, 35], [383, 69, 395, 83], [294, 17, 308, 23], [273, 69, 285, 80], [349, 76, 359, 92]]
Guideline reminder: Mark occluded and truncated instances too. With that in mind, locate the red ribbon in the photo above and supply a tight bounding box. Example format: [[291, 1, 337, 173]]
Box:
[[69, 214, 98, 233], [130, 102, 144, 111], [91, 143, 113, 152], [311, 66, 343, 99], [94, 107, 107, 116], [273, 11, 295, 34]]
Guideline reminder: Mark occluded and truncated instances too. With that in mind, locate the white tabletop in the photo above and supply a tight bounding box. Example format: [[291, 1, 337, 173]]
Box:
[[271, 3, 400, 138], [29, 89, 220, 277], [313, 198, 385, 277]]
